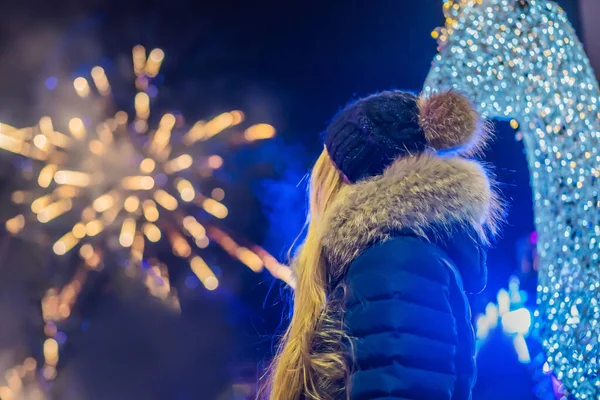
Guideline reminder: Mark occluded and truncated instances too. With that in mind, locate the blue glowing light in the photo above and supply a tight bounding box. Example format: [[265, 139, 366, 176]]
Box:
[[185, 275, 200, 289], [147, 85, 158, 98], [55, 331, 68, 345], [45, 77, 58, 90]]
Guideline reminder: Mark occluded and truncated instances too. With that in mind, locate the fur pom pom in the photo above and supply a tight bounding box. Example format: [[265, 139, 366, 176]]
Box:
[[418, 91, 489, 156]]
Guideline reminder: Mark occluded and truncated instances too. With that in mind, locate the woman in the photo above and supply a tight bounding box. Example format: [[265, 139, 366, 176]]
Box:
[[267, 90, 502, 400]]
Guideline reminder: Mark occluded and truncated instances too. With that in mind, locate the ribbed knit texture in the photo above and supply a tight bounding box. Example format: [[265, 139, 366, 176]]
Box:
[[324, 91, 427, 183]]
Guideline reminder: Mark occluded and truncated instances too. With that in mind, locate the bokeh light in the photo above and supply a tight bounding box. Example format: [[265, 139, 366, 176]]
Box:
[[0, 46, 278, 387], [424, 1, 600, 397]]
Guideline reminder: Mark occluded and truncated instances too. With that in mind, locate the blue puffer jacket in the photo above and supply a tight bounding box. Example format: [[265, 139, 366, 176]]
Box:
[[321, 153, 501, 400]]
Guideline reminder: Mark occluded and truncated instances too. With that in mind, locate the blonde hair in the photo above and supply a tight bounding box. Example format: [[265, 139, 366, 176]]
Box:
[[265, 148, 351, 400]]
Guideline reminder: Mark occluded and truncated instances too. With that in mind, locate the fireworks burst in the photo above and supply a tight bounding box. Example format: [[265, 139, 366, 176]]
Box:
[[0, 46, 277, 390], [1, 46, 276, 295]]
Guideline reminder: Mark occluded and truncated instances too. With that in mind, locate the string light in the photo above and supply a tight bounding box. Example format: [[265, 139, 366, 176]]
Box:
[[424, 1, 600, 397]]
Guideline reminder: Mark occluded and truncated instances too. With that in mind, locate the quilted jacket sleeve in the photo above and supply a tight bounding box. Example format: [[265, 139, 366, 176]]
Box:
[[344, 236, 461, 400]]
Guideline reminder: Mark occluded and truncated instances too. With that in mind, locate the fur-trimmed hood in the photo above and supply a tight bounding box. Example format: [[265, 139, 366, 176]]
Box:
[[321, 152, 503, 290]]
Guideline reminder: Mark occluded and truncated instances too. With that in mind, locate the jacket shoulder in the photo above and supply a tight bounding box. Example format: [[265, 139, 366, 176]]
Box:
[[345, 236, 456, 307], [344, 235, 460, 339]]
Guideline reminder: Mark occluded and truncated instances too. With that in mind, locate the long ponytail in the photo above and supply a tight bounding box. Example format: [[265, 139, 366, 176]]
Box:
[[266, 149, 351, 400]]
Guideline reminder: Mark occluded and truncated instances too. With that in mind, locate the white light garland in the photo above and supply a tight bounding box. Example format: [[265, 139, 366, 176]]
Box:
[[424, 1, 600, 397]]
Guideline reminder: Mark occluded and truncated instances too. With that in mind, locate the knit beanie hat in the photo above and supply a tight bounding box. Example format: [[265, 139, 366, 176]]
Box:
[[324, 90, 485, 183]]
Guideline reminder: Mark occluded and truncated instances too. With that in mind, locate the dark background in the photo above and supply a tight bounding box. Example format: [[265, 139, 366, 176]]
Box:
[[0, 1, 582, 399]]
